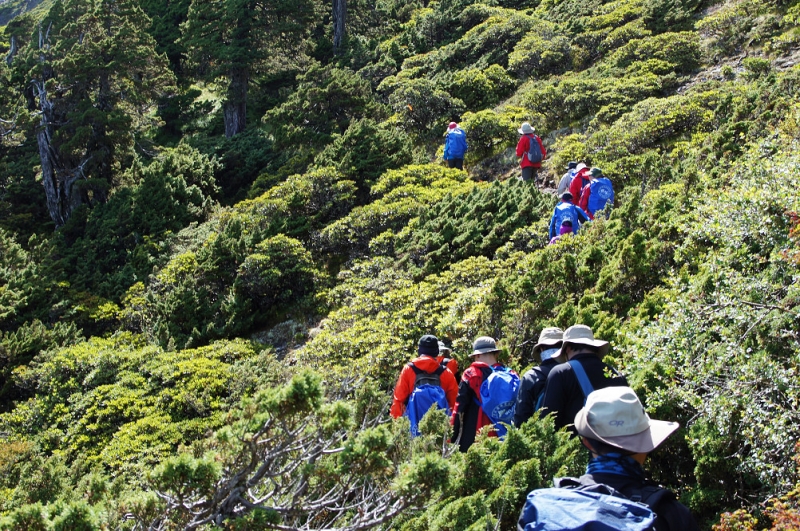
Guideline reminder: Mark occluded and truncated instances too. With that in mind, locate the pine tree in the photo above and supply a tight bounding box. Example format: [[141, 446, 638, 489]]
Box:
[[3, 0, 176, 228], [181, 0, 319, 138]]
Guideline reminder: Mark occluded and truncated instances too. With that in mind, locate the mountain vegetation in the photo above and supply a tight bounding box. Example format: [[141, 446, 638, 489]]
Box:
[[1, 0, 800, 528]]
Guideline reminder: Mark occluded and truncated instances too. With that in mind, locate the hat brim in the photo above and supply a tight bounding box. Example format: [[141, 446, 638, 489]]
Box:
[[470, 347, 500, 356], [574, 411, 679, 453], [532, 338, 563, 355], [561, 338, 610, 358], [518, 128, 535, 135]]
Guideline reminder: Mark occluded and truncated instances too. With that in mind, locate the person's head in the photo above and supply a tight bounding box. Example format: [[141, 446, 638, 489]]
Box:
[[575, 162, 587, 173], [558, 324, 609, 360], [560, 191, 573, 203], [470, 336, 500, 364], [559, 220, 573, 235], [518, 122, 535, 135], [438, 340, 452, 357], [575, 386, 679, 461], [448, 122, 458, 131], [590, 167, 603, 178], [418, 334, 440, 357], [566, 161, 578, 171], [532, 327, 563, 363]]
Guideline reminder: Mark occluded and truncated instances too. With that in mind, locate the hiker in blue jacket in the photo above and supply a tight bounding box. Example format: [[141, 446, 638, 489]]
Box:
[[443, 122, 468, 170], [549, 192, 590, 239]]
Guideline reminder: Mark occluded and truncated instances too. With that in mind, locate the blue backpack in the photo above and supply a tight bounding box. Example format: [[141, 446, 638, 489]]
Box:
[[588, 178, 615, 215], [517, 480, 669, 531], [406, 364, 450, 437], [527, 134, 543, 164], [476, 366, 520, 438]]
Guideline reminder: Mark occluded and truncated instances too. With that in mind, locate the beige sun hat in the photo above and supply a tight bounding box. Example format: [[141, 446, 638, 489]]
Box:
[[470, 336, 500, 356], [559, 324, 610, 358], [574, 386, 679, 454], [518, 122, 535, 135], [532, 327, 563, 359]]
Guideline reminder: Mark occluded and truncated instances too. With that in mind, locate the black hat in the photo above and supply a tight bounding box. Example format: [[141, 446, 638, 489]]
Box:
[[566, 161, 578, 170], [561, 191, 573, 201], [418, 335, 439, 356]]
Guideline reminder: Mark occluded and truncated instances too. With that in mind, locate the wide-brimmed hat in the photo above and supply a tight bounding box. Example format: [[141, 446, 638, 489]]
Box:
[[575, 162, 587, 172], [559, 324, 609, 357], [471, 336, 500, 356], [518, 122, 535, 135], [574, 386, 679, 454], [438, 340, 452, 354], [532, 327, 563, 358], [418, 334, 439, 356], [566, 161, 578, 170]]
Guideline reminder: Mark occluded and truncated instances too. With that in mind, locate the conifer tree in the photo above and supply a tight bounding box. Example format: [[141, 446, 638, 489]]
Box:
[[181, 0, 319, 138], [3, 0, 175, 228]]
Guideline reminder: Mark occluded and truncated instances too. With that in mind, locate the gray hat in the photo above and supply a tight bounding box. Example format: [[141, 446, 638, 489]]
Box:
[[518, 122, 535, 135], [470, 336, 500, 356], [574, 386, 679, 453], [438, 340, 452, 354], [532, 327, 563, 358], [559, 324, 609, 358]]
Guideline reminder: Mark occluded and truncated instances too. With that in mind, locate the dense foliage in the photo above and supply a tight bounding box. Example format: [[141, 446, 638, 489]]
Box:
[[1, 0, 800, 527]]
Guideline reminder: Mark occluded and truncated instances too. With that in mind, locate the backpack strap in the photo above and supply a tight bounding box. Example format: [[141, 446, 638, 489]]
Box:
[[409, 363, 445, 376], [568, 359, 594, 401]]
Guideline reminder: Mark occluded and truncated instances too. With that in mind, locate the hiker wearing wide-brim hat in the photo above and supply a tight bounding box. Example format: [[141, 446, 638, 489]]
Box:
[[557, 324, 610, 359], [515, 122, 546, 184], [452, 336, 518, 452], [540, 324, 628, 432], [519, 386, 699, 531], [514, 327, 564, 427]]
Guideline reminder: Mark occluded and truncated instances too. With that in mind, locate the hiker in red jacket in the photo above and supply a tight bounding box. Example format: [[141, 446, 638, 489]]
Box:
[[390, 335, 458, 419], [515, 122, 546, 183], [569, 164, 591, 206]]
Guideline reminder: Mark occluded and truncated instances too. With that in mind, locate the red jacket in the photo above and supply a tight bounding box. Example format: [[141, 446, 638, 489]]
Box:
[[570, 168, 591, 206], [515, 134, 546, 168], [578, 182, 594, 219], [451, 361, 502, 451], [390, 356, 458, 418]]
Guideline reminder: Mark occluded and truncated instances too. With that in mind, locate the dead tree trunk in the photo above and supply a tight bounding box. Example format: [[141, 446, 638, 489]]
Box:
[[332, 0, 346, 55], [30, 23, 87, 228], [223, 69, 248, 138]]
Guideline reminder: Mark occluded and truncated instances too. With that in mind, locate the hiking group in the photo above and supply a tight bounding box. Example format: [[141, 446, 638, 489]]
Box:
[[443, 121, 616, 245], [390, 326, 699, 531]]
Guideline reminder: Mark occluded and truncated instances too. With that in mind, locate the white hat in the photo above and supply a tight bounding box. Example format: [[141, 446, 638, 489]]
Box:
[[558, 324, 609, 358], [532, 327, 563, 360], [518, 122, 535, 135], [574, 386, 679, 454]]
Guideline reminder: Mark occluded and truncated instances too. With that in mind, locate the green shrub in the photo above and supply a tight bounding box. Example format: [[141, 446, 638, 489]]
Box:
[[507, 22, 573, 78]]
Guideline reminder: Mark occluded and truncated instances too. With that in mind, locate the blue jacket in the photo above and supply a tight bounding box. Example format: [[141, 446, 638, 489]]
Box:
[[444, 128, 468, 159], [549, 201, 590, 239]]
